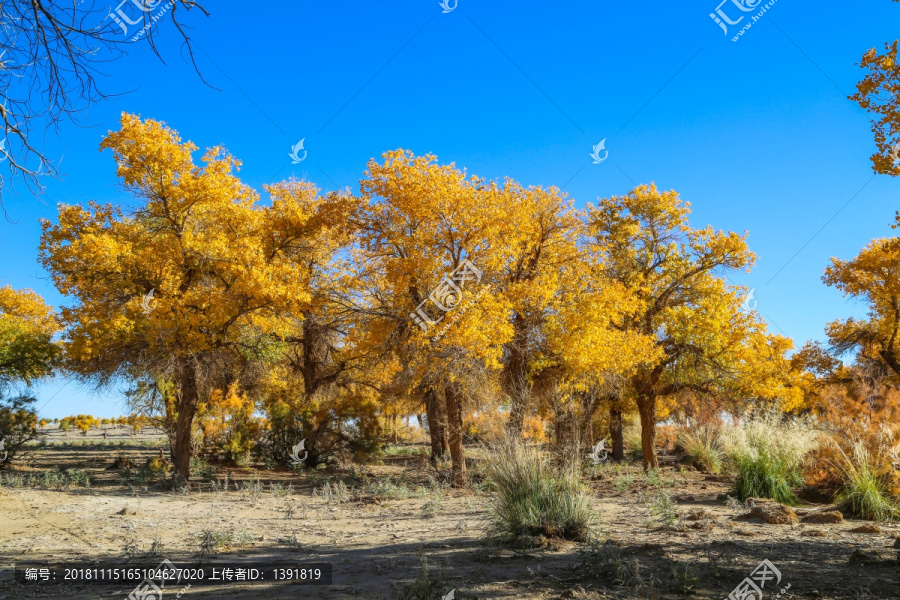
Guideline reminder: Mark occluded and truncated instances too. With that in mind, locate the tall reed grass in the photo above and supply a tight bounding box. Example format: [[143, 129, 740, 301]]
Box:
[[723, 412, 819, 504]]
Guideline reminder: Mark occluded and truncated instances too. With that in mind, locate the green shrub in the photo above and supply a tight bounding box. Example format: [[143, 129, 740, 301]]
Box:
[[485, 443, 593, 541], [677, 425, 724, 473], [834, 440, 899, 521], [723, 412, 819, 505]]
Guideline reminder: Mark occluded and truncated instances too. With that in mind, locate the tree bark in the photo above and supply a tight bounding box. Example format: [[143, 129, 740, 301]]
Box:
[[173, 361, 199, 481], [503, 314, 529, 438], [636, 394, 658, 470], [423, 387, 445, 465], [609, 404, 625, 461], [444, 382, 467, 487], [554, 402, 579, 463]]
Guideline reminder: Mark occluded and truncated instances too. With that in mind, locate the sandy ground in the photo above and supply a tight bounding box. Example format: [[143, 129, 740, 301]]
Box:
[[1, 428, 898, 599]]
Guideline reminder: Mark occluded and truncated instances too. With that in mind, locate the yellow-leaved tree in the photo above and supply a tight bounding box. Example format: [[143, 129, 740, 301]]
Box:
[[587, 184, 795, 468], [823, 237, 900, 377], [40, 114, 344, 479], [353, 150, 513, 486]]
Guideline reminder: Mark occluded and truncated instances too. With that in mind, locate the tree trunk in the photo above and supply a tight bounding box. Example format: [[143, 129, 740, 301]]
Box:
[[554, 408, 579, 464], [424, 387, 445, 465], [503, 314, 529, 438], [444, 383, 467, 487], [636, 395, 658, 470], [173, 362, 199, 481], [609, 404, 625, 461]]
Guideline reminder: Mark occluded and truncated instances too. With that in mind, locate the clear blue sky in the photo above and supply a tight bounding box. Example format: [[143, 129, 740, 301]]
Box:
[[2, 0, 899, 418]]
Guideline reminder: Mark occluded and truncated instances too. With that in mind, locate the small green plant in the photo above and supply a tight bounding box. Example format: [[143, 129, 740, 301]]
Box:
[[362, 477, 410, 500], [834, 440, 899, 521], [485, 443, 593, 541], [677, 425, 724, 473], [613, 469, 636, 492], [422, 487, 445, 519], [315, 480, 349, 504], [641, 489, 679, 530], [189, 457, 216, 479], [642, 467, 677, 488], [579, 538, 625, 579], [392, 551, 448, 600], [669, 559, 699, 595], [723, 412, 819, 504]]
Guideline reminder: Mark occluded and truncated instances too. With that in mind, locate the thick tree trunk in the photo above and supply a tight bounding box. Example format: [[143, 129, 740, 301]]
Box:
[[580, 392, 600, 447], [609, 405, 625, 461], [503, 314, 529, 438], [554, 405, 579, 463], [636, 395, 658, 470], [444, 383, 467, 487], [173, 362, 199, 481], [424, 387, 445, 465]]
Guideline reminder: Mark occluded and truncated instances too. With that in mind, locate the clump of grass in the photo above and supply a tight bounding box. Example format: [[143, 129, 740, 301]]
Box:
[[623, 421, 643, 461], [833, 440, 899, 522], [484, 443, 593, 542], [723, 412, 819, 504], [677, 425, 724, 473]]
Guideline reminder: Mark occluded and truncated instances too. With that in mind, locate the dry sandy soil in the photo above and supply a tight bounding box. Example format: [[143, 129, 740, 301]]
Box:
[[1, 427, 898, 599]]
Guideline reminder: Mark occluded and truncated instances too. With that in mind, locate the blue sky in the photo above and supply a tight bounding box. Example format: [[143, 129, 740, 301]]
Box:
[[2, 0, 899, 417]]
